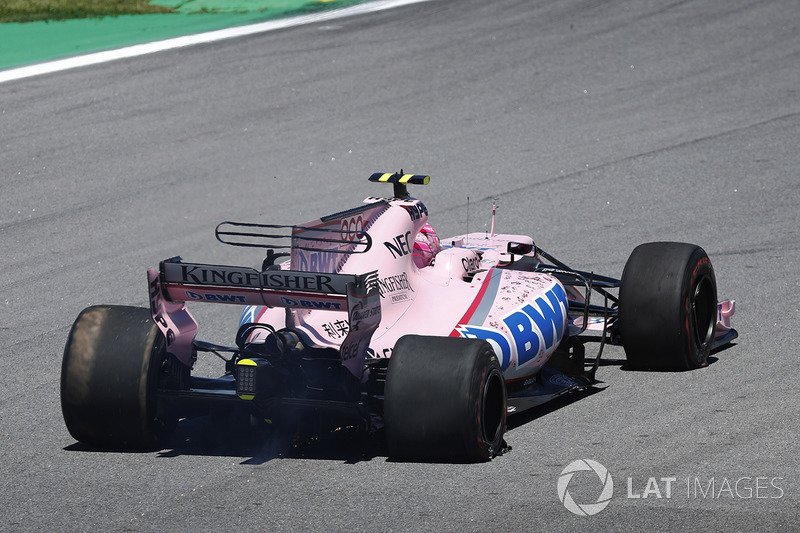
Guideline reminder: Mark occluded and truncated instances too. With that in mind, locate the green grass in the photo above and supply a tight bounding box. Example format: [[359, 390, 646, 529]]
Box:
[[0, 0, 176, 23]]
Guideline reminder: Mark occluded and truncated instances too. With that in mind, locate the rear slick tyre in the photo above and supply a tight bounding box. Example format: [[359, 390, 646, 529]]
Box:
[[384, 335, 507, 462], [618, 242, 717, 371], [61, 305, 177, 449]]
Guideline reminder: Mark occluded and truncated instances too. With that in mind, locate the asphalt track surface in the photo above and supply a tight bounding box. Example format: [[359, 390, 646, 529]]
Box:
[[1, 0, 799, 531]]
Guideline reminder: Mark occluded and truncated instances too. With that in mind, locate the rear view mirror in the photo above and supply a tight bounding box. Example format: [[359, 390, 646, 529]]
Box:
[[507, 242, 534, 256]]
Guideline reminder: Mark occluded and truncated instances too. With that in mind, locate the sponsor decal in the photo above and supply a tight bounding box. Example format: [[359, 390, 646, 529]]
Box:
[[340, 215, 364, 242], [322, 319, 350, 339], [377, 272, 414, 299], [163, 262, 351, 294], [260, 271, 340, 292], [456, 325, 512, 371], [340, 341, 360, 361], [401, 202, 427, 221], [340, 293, 381, 374], [295, 250, 339, 273], [186, 290, 246, 303], [279, 296, 343, 310], [456, 283, 568, 370], [502, 283, 568, 368], [384, 231, 412, 259], [176, 264, 261, 286], [461, 255, 482, 273], [350, 305, 380, 322]]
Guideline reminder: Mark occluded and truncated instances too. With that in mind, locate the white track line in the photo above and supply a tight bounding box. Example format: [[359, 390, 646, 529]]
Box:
[[0, 0, 430, 84]]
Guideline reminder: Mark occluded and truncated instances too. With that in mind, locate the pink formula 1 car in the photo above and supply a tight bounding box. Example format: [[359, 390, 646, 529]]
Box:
[[61, 173, 738, 461]]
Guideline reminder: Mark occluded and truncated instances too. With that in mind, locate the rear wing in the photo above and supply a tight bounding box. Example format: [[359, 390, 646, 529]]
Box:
[[147, 258, 381, 378], [158, 259, 371, 309]]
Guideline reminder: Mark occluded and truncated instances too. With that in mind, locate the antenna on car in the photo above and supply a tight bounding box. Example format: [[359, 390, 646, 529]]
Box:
[[491, 198, 497, 238], [466, 196, 470, 246]]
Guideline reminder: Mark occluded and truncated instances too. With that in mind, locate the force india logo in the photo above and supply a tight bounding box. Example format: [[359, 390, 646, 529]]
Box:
[[456, 283, 568, 371]]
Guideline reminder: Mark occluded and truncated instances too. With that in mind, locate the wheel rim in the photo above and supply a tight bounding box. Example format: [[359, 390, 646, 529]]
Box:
[[481, 370, 505, 446], [691, 275, 716, 352]]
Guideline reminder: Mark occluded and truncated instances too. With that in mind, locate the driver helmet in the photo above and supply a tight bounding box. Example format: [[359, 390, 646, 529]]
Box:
[[412, 224, 441, 268]]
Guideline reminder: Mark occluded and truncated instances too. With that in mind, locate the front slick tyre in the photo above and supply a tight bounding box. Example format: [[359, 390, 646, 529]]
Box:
[[61, 305, 176, 449], [619, 242, 717, 371], [384, 335, 507, 463]]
